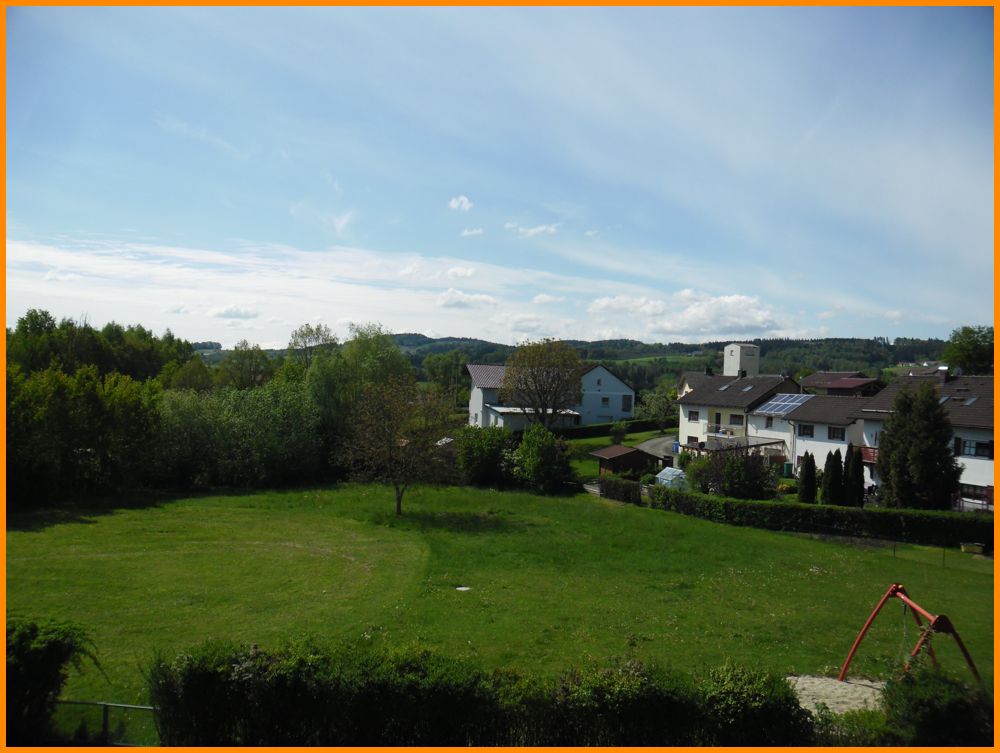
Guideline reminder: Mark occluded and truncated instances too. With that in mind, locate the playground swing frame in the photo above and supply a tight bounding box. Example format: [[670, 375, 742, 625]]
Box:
[[838, 583, 981, 683]]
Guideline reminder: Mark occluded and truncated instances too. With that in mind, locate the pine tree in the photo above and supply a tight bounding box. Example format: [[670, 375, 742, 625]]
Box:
[[843, 446, 865, 507], [822, 449, 844, 505], [875, 382, 962, 509], [798, 451, 817, 503]]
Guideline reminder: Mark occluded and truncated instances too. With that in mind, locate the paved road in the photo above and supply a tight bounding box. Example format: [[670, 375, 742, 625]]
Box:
[[634, 434, 677, 459]]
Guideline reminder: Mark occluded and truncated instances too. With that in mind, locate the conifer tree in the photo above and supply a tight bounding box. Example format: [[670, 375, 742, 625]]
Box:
[[798, 451, 817, 504], [822, 449, 844, 505], [843, 446, 865, 507], [875, 382, 962, 509]]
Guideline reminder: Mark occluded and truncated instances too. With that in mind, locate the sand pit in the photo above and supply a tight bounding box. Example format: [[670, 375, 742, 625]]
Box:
[[787, 676, 885, 715]]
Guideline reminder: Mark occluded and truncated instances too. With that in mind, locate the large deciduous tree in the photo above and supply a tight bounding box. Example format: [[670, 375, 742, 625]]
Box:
[[288, 323, 337, 369], [635, 382, 678, 432], [875, 382, 962, 509], [942, 325, 993, 375], [500, 339, 583, 430]]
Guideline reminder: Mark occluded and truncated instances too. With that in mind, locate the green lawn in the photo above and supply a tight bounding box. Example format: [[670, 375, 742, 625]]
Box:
[[8, 485, 993, 724]]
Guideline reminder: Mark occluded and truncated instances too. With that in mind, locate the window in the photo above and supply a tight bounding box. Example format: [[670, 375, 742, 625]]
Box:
[[601, 396, 610, 407], [688, 410, 700, 422], [960, 484, 990, 501], [741, 384, 754, 392], [596, 378, 602, 386], [728, 414, 744, 426], [765, 417, 774, 429], [687, 436, 698, 445], [828, 427, 846, 441], [622, 395, 633, 412], [961, 439, 992, 458], [797, 424, 814, 437]]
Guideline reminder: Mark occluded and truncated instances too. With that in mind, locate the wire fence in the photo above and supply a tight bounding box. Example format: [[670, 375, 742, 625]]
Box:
[[53, 700, 158, 746]]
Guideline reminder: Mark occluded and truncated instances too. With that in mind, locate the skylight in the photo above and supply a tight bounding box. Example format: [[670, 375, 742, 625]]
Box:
[[963, 397, 978, 406]]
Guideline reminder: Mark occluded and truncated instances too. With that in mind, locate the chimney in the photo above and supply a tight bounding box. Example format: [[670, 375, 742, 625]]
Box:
[[740, 370, 747, 379], [705, 366, 713, 376]]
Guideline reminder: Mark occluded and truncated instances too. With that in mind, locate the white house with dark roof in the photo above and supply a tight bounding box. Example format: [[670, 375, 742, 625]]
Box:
[[850, 373, 994, 511], [677, 344, 798, 452], [748, 394, 868, 475], [464, 363, 634, 431]]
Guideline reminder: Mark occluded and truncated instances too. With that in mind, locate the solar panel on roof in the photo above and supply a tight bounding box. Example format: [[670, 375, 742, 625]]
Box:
[[755, 393, 813, 416]]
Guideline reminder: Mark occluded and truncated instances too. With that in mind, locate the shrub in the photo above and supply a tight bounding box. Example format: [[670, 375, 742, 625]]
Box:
[[512, 424, 574, 494], [609, 420, 627, 444], [456, 426, 516, 487], [7, 618, 97, 745], [599, 475, 642, 505], [683, 449, 777, 500], [812, 705, 894, 746], [698, 662, 813, 745], [881, 666, 993, 746]]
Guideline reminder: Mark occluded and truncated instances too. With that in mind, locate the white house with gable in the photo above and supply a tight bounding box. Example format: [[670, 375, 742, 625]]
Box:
[[464, 363, 634, 432]]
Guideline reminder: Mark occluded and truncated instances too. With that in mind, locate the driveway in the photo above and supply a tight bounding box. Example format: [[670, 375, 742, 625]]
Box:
[[634, 434, 678, 460]]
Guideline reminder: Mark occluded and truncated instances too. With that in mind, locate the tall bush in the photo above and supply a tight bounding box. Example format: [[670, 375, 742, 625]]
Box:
[[7, 618, 97, 744], [456, 426, 516, 487], [512, 424, 574, 494], [821, 449, 844, 505], [881, 667, 993, 746], [798, 451, 817, 503]]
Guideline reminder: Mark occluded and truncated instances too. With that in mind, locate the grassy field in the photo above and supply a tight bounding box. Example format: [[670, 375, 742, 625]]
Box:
[[8, 485, 993, 727]]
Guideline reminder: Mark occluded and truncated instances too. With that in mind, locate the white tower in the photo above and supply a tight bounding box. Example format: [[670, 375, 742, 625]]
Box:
[[723, 343, 760, 377]]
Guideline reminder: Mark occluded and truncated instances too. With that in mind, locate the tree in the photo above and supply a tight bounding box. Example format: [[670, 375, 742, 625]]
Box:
[[942, 325, 993, 375], [500, 339, 583, 430], [798, 451, 817, 503], [169, 356, 214, 391], [288, 323, 337, 369], [635, 383, 677, 432], [875, 382, 962, 509], [222, 340, 273, 389], [422, 349, 468, 407], [456, 426, 516, 487], [684, 448, 777, 500], [843, 446, 865, 507], [341, 377, 449, 515], [610, 421, 628, 444], [511, 423, 574, 494], [821, 449, 844, 505]]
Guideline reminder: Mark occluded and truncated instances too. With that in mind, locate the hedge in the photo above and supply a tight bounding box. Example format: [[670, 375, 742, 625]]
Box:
[[556, 419, 674, 440], [646, 486, 994, 550], [148, 640, 807, 746], [599, 476, 642, 505]]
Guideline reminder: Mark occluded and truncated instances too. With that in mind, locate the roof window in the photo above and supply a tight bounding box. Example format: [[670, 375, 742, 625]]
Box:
[[963, 397, 978, 406], [741, 385, 754, 392], [718, 384, 730, 391], [938, 396, 950, 404]]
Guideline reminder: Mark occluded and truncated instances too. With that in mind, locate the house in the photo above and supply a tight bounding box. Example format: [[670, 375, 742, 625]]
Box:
[[850, 373, 993, 511], [677, 343, 799, 455], [589, 445, 658, 477], [799, 371, 881, 397], [748, 394, 868, 475], [465, 363, 635, 432]]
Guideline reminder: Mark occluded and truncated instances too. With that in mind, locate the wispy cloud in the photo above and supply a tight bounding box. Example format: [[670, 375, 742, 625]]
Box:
[[460, 227, 483, 237], [533, 293, 565, 305], [589, 295, 665, 316], [436, 288, 498, 308], [449, 195, 473, 212], [209, 305, 259, 319], [648, 293, 778, 336], [447, 266, 475, 279], [154, 113, 242, 158], [321, 210, 354, 236], [504, 222, 559, 238]]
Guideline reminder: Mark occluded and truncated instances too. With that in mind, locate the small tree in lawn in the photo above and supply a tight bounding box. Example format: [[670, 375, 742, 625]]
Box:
[[342, 376, 449, 515], [798, 451, 817, 503], [821, 449, 844, 505], [610, 420, 627, 445]]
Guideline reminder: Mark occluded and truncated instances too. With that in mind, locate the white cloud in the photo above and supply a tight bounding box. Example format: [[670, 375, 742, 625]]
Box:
[[505, 222, 559, 238], [322, 210, 354, 236], [648, 293, 778, 336], [460, 227, 483, 237], [209, 305, 259, 319], [585, 229, 599, 237], [533, 293, 565, 305], [436, 288, 498, 308], [589, 295, 666, 316], [448, 195, 473, 212], [165, 304, 190, 314], [884, 310, 904, 323], [43, 268, 81, 282], [447, 266, 475, 279]]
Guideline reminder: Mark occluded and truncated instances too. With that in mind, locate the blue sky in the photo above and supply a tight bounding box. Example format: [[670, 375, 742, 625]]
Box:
[[6, 6, 993, 348]]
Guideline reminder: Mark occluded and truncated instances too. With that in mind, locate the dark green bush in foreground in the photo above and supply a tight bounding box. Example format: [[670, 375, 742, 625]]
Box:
[[599, 475, 642, 505], [148, 640, 794, 745], [881, 666, 993, 746], [6, 618, 97, 745], [646, 486, 993, 550]]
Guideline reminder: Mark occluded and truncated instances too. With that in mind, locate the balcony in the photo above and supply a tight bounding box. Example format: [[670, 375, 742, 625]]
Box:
[[705, 422, 746, 439]]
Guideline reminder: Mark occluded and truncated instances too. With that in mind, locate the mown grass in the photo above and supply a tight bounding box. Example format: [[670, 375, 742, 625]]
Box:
[[8, 485, 992, 721]]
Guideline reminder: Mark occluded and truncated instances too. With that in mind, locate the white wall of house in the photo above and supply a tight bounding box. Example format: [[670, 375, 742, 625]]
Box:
[[468, 386, 499, 427], [680, 404, 749, 445], [723, 343, 760, 377], [951, 426, 994, 489], [788, 420, 864, 472], [746, 415, 792, 454], [576, 366, 634, 424]]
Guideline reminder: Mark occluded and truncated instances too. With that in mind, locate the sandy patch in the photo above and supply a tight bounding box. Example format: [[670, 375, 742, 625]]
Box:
[[787, 675, 885, 715]]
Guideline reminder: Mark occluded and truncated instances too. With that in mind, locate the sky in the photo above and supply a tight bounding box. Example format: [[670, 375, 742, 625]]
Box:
[[6, 6, 994, 349]]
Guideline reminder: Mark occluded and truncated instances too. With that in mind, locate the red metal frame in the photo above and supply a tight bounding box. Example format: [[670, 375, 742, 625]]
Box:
[[838, 583, 981, 683]]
